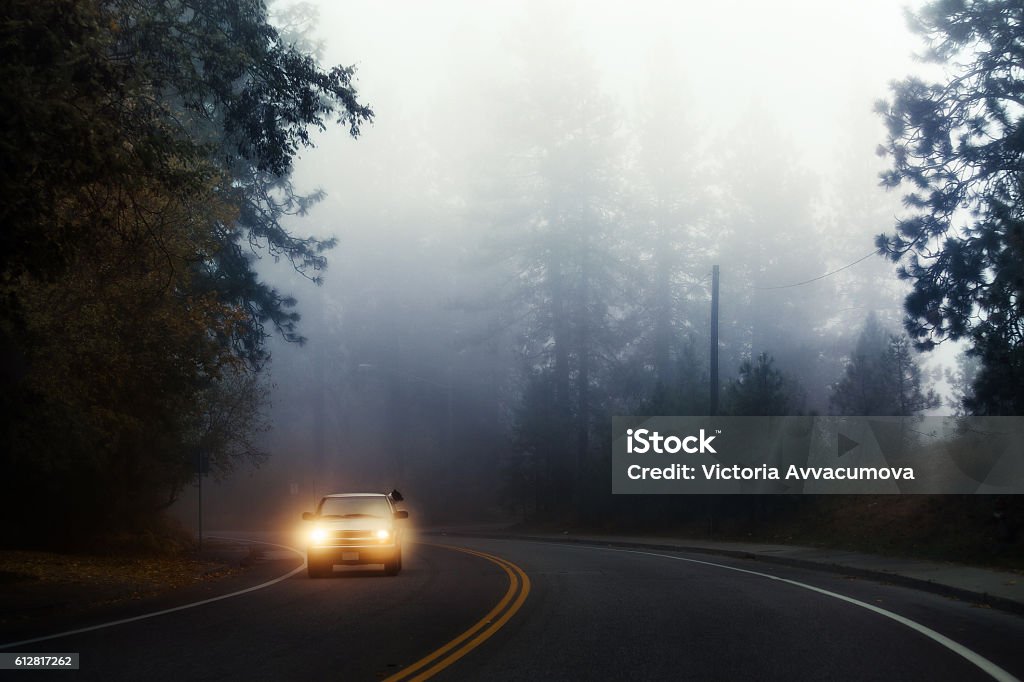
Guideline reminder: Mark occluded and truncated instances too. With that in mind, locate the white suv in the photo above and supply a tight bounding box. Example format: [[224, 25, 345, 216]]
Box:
[[301, 492, 408, 578]]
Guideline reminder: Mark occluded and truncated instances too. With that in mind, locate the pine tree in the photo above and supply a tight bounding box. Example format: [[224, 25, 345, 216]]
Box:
[[877, 0, 1024, 414], [831, 314, 940, 416], [724, 353, 803, 417]]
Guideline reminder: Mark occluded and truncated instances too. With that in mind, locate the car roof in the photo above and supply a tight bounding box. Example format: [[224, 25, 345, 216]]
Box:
[[322, 492, 389, 498]]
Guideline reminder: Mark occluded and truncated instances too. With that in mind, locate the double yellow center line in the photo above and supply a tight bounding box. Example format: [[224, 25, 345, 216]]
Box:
[[384, 544, 531, 681]]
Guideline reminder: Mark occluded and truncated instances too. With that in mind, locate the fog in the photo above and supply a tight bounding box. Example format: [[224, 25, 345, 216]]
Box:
[[190, 0, 954, 529]]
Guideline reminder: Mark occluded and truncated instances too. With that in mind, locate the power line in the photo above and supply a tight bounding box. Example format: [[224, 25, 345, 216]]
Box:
[[753, 250, 878, 290]]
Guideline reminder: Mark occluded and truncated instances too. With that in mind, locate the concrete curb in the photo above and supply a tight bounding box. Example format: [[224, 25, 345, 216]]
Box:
[[423, 530, 1024, 617]]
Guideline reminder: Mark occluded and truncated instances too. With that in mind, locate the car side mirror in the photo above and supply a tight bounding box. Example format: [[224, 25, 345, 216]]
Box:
[[302, 512, 315, 521], [394, 510, 409, 519]]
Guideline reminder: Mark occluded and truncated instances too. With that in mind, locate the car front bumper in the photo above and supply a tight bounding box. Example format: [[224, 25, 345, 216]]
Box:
[[307, 543, 399, 565]]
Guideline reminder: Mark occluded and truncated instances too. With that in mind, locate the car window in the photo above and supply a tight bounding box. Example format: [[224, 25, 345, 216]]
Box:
[[318, 496, 391, 518]]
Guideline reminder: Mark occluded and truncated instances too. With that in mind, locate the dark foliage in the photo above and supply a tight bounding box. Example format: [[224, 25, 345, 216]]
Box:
[[876, 0, 1024, 414], [0, 0, 370, 547]]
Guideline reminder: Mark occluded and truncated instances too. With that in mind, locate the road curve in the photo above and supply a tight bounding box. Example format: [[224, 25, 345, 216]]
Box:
[[2, 539, 511, 681], [434, 537, 1024, 682], [3, 534, 1023, 681]]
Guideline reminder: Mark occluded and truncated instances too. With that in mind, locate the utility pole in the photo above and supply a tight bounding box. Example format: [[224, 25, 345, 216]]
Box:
[[708, 265, 720, 538], [313, 285, 326, 499], [446, 363, 454, 459], [196, 449, 205, 552], [710, 265, 720, 416], [197, 463, 202, 552]]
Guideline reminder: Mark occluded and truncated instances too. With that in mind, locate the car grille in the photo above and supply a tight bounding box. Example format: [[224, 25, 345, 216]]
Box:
[[329, 530, 376, 546]]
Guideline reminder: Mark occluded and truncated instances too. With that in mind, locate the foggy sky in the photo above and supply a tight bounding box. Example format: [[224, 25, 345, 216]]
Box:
[[195, 0, 957, 526], [272, 0, 944, 389]]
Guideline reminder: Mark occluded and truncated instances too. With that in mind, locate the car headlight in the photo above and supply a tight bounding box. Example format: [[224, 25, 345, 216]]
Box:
[[375, 528, 390, 540], [310, 527, 328, 543]]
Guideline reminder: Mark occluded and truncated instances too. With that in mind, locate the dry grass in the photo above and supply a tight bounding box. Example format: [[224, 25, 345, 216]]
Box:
[[0, 546, 243, 631], [0, 550, 233, 593], [751, 495, 1024, 571]]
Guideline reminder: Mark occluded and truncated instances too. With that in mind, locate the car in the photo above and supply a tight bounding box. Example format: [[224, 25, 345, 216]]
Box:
[[301, 491, 409, 578]]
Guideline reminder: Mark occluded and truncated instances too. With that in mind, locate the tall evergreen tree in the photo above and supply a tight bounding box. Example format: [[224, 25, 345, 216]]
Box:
[[723, 353, 803, 417], [630, 53, 711, 392], [475, 9, 631, 506], [877, 0, 1024, 414], [0, 0, 371, 544], [831, 314, 940, 416]]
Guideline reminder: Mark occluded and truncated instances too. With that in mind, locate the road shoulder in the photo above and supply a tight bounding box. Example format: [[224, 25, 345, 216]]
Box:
[[0, 537, 303, 647]]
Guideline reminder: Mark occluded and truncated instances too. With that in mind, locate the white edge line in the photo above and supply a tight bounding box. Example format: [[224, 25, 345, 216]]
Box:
[[558, 542, 1019, 682], [0, 536, 305, 650]]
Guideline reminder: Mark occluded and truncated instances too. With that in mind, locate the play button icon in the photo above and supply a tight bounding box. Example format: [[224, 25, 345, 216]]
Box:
[[838, 432, 859, 457]]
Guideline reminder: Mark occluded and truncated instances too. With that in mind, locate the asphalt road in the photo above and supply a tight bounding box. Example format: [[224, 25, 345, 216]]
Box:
[[3, 533, 1024, 681]]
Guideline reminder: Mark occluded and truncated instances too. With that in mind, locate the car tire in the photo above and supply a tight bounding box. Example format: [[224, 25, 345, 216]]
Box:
[[308, 558, 330, 578], [384, 550, 401, 576]]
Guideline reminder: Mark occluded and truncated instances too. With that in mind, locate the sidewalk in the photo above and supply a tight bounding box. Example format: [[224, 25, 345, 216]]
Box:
[[425, 526, 1024, 615]]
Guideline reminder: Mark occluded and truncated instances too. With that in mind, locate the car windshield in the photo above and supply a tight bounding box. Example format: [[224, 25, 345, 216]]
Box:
[[318, 496, 390, 518]]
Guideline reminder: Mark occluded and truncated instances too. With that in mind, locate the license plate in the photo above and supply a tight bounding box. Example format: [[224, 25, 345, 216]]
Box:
[[342, 551, 359, 561]]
